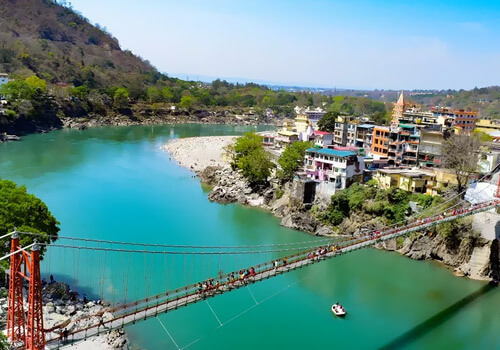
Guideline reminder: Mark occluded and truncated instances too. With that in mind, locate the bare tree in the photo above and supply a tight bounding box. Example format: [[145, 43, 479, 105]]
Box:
[[441, 134, 481, 197]]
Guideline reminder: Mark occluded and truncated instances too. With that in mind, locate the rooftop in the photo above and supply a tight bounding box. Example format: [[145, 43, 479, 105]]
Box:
[[357, 124, 375, 129], [314, 131, 331, 135], [377, 168, 434, 178], [278, 130, 298, 137], [306, 148, 357, 158]]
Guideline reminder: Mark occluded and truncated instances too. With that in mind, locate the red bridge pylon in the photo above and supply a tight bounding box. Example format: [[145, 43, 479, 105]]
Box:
[[7, 231, 45, 350]]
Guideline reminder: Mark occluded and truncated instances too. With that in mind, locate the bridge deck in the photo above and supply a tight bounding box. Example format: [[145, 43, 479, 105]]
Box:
[[46, 200, 500, 347]]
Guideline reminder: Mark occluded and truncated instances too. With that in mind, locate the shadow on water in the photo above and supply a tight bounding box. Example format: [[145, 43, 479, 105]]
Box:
[[380, 283, 497, 350], [41, 272, 100, 301]]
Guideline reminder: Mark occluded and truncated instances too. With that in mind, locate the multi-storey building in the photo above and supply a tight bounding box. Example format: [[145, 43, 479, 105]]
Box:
[[371, 125, 420, 166], [304, 148, 364, 191], [354, 124, 374, 155], [371, 126, 390, 159], [313, 131, 333, 148], [304, 107, 326, 125], [346, 122, 357, 147], [432, 107, 478, 133], [333, 115, 355, 146]]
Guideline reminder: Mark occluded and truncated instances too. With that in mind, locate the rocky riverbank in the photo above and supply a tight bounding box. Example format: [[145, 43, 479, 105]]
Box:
[[0, 104, 269, 136], [163, 135, 499, 282], [0, 282, 128, 349]]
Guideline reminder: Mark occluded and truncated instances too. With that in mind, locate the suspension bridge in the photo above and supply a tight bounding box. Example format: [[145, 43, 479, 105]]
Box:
[[3, 170, 500, 349]]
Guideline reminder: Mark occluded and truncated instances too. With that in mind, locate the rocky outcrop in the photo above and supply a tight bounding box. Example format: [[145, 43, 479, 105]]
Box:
[[203, 167, 330, 235], [0, 281, 128, 349]]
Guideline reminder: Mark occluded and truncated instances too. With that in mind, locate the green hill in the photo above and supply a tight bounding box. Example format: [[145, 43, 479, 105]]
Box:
[[0, 0, 158, 90]]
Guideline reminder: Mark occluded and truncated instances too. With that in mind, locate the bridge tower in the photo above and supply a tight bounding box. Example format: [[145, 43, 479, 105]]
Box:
[[6, 233, 45, 350], [7, 232, 26, 347]]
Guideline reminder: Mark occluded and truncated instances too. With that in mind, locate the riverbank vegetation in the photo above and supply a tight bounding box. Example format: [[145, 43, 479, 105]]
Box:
[[0, 179, 59, 267], [319, 182, 443, 226], [226, 132, 274, 186]]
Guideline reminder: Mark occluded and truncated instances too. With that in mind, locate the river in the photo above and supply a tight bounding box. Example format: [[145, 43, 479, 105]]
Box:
[[0, 124, 499, 349]]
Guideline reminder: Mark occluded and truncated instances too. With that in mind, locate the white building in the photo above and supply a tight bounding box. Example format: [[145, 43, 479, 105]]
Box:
[[304, 107, 326, 125], [304, 148, 365, 193], [313, 131, 333, 148]]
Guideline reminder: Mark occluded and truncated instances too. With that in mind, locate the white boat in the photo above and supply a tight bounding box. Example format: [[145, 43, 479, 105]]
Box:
[[331, 303, 346, 317]]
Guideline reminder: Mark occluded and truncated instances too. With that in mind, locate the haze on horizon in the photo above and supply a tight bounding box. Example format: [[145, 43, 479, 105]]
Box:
[[69, 0, 500, 91]]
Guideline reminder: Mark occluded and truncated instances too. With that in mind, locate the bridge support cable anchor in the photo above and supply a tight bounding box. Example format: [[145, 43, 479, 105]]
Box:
[[156, 317, 180, 350], [205, 300, 223, 327]]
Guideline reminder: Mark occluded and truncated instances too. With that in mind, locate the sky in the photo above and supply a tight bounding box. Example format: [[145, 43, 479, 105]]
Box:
[[68, 0, 500, 90]]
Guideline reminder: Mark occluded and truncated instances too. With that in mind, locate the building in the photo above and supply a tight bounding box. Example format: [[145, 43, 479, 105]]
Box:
[[313, 131, 333, 148], [373, 168, 458, 195], [0, 73, 8, 88], [260, 132, 276, 147], [371, 126, 390, 159], [374, 168, 434, 194], [304, 148, 364, 192], [475, 119, 500, 134], [304, 107, 326, 125], [401, 107, 441, 130], [354, 124, 374, 155], [417, 130, 446, 167], [276, 130, 299, 146], [477, 151, 500, 174], [334, 115, 355, 146], [371, 125, 420, 166], [432, 107, 478, 133], [295, 113, 310, 134], [391, 91, 407, 125], [346, 122, 357, 147]]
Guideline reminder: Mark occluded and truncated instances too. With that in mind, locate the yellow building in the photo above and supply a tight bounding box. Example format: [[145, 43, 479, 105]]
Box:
[[475, 119, 500, 134], [374, 168, 458, 195], [295, 113, 311, 133], [374, 169, 433, 194]]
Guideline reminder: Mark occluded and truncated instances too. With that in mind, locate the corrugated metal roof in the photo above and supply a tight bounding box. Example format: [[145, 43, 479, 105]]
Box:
[[306, 148, 356, 157]]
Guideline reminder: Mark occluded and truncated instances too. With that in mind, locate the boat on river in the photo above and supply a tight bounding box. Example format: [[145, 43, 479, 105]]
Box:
[[331, 303, 346, 317]]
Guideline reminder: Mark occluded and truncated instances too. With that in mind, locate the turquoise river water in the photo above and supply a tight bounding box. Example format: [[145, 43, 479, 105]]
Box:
[[0, 124, 499, 349]]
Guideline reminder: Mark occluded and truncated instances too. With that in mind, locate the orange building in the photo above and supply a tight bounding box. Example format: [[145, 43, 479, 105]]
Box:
[[371, 126, 390, 158]]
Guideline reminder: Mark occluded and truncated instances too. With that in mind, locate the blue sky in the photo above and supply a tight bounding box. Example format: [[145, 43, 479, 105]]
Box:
[[68, 0, 500, 90]]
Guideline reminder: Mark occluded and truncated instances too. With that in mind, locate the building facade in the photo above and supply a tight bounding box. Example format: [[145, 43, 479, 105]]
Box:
[[432, 107, 478, 133], [354, 124, 374, 155], [313, 131, 333, 148], [304, 148, 364, 191]]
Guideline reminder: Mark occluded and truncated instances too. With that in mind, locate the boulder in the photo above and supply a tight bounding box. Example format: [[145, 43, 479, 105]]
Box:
[[43, 282, 72, 300]]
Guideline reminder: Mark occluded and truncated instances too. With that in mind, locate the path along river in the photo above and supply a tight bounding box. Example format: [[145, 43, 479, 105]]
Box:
[[0, 124, 499, 349]]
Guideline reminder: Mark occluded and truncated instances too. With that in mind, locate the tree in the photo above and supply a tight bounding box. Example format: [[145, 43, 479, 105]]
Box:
[[0, 179, 59, 260], [25, 75, 47, 93], [317, 111, 339, 132], [229, 133, 274, 185], [441, 134, 481, 197], [278, 141, 311, 181], [147, 87, 163, 103], [113, 87, 129, 109], [237, 148, 274, 185], [0, 333, 7, 350], [230, 132, 264, 165], [179, 95, 194, 110]]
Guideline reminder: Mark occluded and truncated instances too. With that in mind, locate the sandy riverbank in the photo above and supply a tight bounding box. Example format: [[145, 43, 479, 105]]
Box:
[[162, 136, 236, 172]]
